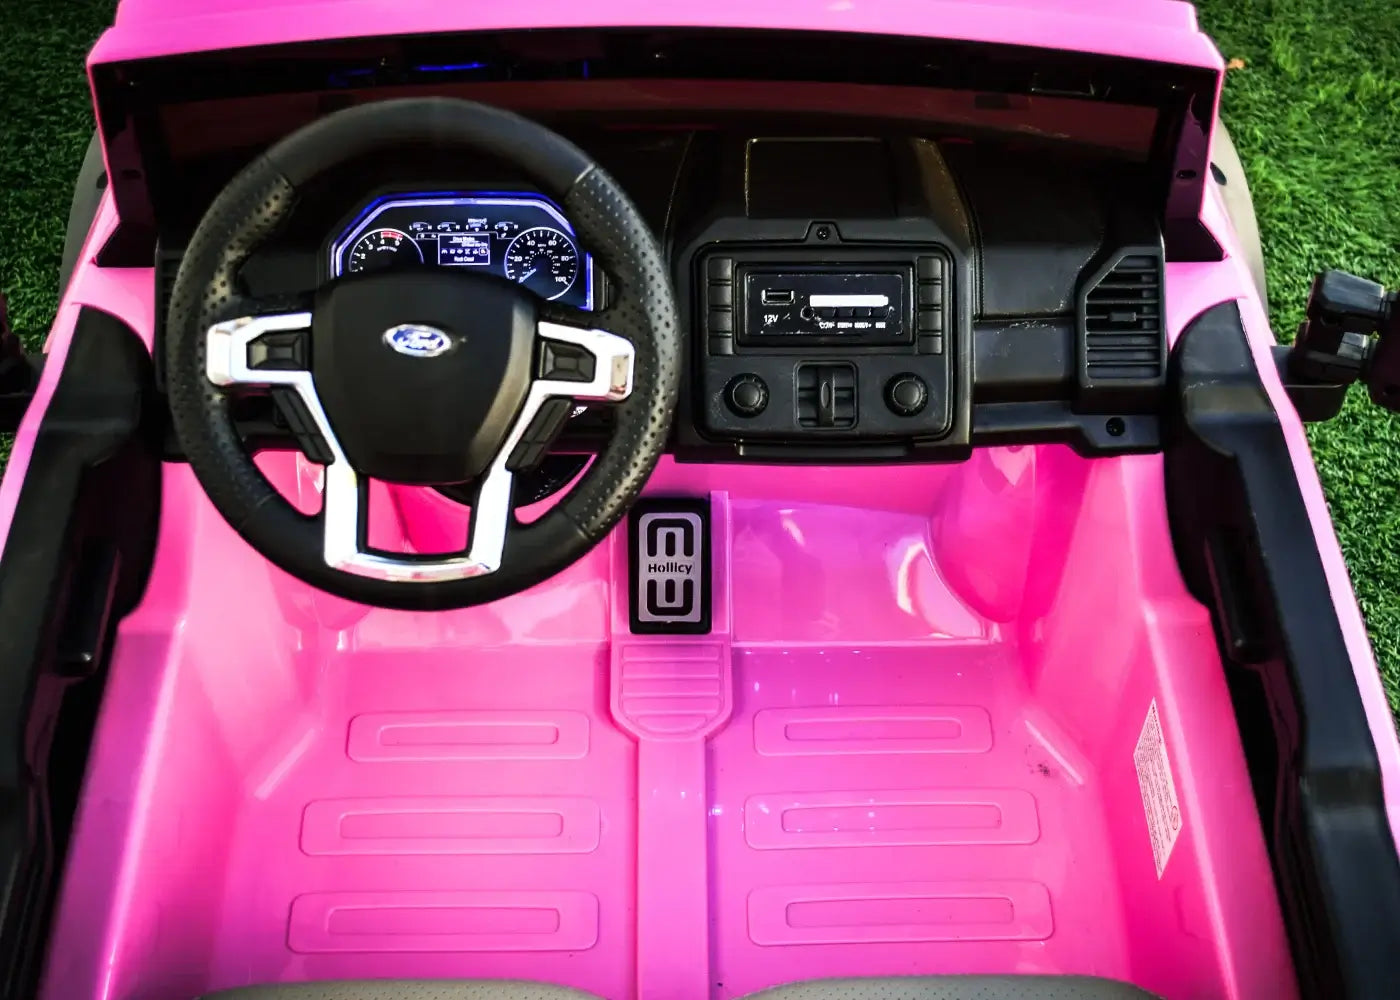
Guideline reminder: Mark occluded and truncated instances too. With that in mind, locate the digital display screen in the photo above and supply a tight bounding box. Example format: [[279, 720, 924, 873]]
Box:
[[438, 234, 491, 266], [332, 193, 593, 309]]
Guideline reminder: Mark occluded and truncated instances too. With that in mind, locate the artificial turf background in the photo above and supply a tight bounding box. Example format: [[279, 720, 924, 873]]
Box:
[[1, 0, 1398, 710]]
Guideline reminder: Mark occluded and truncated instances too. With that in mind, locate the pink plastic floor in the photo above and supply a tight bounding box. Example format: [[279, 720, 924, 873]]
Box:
[[41, 452, 1296, 1000]]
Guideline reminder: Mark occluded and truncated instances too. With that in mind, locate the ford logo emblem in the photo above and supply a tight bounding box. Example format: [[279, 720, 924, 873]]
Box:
[[382, 323, 456, 358]]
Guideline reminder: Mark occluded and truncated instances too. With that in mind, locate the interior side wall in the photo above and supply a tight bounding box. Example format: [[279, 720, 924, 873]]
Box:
[[0, 306, 161, 1000], [1023, 456, 1294, 999], [44, 470, 319, 1000], [1165, 300, 1400, 997]]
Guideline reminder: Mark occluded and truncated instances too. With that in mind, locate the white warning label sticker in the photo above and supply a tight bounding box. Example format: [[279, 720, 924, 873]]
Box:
[[1134, 698, 1183, 878]]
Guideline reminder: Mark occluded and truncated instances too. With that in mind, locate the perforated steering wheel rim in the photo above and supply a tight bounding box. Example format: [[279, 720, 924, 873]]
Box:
[[165, 98, 680, 610]]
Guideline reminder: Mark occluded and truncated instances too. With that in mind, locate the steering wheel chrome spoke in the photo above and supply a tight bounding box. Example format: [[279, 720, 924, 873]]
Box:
[[321, 459, 511, 583], [204, 311, 636, 584], [535, 319, 635, 404], [207, 311, 314, 387], [171, 98, 675, 608], [329, 317, 634, 581], [207, 311, 339, 465]]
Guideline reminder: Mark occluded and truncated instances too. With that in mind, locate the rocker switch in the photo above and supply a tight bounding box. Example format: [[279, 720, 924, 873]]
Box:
[[796, 362, 857, 429], [539, 341, 596, 383], [248, 330, 308, 371]]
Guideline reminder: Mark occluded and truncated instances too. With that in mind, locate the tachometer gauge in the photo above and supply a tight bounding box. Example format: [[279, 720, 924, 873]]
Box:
[[346, 228, 424, 273], [504, 227, 580, 300]]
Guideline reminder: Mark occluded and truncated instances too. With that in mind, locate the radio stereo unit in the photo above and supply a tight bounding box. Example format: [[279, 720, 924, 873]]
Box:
[[697, 246, 953, 442], [742, 269, 910, 346]]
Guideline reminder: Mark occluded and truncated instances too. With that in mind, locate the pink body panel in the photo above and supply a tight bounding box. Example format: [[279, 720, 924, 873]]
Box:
[[88, 0, 1221, 72], [37, 448, 1298, 1000], [1192, 169, 1400, 847], [0, 4, 1390, 999]]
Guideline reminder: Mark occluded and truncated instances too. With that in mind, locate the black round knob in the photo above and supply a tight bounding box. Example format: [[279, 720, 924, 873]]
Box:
[[725, 374, 769, 417], [885, 373, 928, 416]]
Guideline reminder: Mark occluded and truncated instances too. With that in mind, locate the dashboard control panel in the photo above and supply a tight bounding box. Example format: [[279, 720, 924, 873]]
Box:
[[741, 270, 909, 346], [329, 193, 594, 308], [698, 246, 954, 443]]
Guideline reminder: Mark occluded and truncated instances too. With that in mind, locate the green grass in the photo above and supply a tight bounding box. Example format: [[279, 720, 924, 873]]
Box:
[[1197, 0, 1400, 709], [1, 1, 1399, 706], [0, 1, 115, 345]]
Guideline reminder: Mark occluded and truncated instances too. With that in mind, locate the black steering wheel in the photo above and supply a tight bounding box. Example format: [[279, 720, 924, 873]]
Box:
[[165, 98, 680, 610]]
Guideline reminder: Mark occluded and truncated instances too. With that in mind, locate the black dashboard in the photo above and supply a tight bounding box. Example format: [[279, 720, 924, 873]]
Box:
[[158, 127, 1169, 467]]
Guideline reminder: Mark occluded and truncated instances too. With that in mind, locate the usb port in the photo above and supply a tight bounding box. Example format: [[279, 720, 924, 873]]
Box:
[[761, 289, 795, 306]]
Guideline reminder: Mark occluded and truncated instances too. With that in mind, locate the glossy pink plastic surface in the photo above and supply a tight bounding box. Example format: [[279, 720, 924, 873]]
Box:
[[0, 5, 1390, 998], [87, 0, 1222, 72], [30, 440, 1296, 999]]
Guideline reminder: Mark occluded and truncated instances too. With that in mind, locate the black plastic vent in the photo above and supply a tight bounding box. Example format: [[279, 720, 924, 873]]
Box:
[[1076, 246, 1166, 411]]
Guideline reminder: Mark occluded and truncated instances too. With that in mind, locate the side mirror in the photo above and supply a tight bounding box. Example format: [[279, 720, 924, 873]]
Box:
[[1276, 270, 1400, 420]]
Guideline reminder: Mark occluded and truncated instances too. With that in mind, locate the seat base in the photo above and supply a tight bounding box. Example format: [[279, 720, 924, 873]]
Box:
[[201, 982, 603, 1000], [745, 975, 1160, 999], [202, 976, 1160, 1000]]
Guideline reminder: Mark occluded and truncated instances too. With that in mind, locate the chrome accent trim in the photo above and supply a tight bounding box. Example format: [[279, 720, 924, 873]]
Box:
[[536, 321, 635, 402], [204, 314, 635, 583], [206, 312, 313, 387]]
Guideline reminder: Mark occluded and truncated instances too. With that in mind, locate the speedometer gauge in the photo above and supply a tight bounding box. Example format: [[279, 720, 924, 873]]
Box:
[[331, 196, 592, 308], [504, 227, 580, 301], [346, 228, 424, 273]]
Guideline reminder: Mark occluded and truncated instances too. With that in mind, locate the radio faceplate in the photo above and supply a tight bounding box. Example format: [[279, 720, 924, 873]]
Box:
[[741, 269, 911, 346], [698, 244, 954, 442]]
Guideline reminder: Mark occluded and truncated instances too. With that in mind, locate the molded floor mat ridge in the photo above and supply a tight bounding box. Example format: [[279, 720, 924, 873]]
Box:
[[205, 643, 1127, 999]]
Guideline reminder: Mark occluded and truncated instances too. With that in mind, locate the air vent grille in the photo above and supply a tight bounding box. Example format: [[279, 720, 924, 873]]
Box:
[[1076, 247, 1166, 411], [1083, 254, 1163, 381]]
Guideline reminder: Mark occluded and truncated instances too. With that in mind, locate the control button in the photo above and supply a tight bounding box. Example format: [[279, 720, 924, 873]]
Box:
[[708, 336, 734, 356], [708, 309, 734, 334], [707, 257, 735, 282], [249, 330, 308, 371], [797, 363, 857, 428], [539, 340, 596, 383], [918, 283, 943, 307], [885, 373, 929, 417], [269, 387, 334, 464], [709, 282, 734, 308], [918, 334, 945, 355], [917, 255, 946, 282], [917, 307, 944, 334], [725, 374, 769, 417], [506, 397, 574, 471]]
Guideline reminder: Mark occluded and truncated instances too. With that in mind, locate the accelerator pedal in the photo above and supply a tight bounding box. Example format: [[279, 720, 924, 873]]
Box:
[[611, 493, 732, 997]]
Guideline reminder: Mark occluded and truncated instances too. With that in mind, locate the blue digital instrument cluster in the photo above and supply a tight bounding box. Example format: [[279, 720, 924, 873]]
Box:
[[330, 193, 594, 308]]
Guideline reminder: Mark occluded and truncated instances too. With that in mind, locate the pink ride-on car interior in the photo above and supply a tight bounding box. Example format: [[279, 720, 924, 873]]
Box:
[[2, 1, 1400, 999]]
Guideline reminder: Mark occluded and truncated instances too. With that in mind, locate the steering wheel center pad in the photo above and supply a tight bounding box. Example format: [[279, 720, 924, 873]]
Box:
[[165, 98, 681, 610], [313, 270, 536, 485]]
